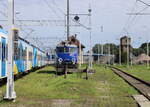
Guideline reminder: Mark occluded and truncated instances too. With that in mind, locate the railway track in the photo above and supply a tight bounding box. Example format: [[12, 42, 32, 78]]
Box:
[[111, 67, 150, 101]]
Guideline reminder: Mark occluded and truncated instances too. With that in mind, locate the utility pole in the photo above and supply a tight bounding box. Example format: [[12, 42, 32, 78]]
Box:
[[147, 41, 149, 68], [79, 41, 82, 68], [118, 38, 122, 65], [4, 0, 16, 100], [130, 39, 133, 67], [88, 6, 92, 69], [98, 44, 100, 64], [101, 44, 103, 55], [64, 0, 70, 79], [99, 26, 104, 64], [67, 0, 70, 41], [119, 44, 122, 65], [127, 36, 130, 68], [127, 38, 129, 67], [112, 45, 115, 65], [108, 44, 111, 66]]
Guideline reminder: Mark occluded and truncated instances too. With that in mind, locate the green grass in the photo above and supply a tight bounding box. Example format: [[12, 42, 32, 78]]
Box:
[[114, 64, 150, 82], [0, 65, 138, 107]]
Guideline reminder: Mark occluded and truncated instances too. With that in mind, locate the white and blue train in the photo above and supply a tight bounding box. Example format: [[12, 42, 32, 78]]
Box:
[[0, 28, 48, 79]]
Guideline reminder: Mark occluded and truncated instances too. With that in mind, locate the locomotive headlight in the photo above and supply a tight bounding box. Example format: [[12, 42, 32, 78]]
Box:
[[58, 58, 63, 63]]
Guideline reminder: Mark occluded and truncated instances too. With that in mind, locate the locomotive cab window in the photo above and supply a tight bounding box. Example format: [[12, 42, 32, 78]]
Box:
[[56, 47, 69, 53]]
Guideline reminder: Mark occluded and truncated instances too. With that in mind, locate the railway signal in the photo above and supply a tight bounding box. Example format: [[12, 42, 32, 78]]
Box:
[[74, 15, 80, 22]]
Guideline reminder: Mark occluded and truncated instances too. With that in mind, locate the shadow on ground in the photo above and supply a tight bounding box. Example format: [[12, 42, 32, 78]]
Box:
[[37, 70, 65, 76]]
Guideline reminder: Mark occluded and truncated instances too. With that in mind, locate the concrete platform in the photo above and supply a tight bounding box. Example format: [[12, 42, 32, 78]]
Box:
[[133, 95, 150, 107]]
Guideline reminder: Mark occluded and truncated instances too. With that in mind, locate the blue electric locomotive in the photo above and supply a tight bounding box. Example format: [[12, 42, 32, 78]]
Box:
[[56, 44, 78, 70]]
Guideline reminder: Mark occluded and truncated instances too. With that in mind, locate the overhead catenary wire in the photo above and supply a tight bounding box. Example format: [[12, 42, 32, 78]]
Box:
[[119, 1, 138, 36], [126, 2, 150, 32], [119, 0, 150, 36], [52, 0, 66, 15], [137, 0, 150, 6], [0, 0, 8, 17], [43, 0, 63, 19], [0, 0, 36, 41], [118, 0, 150, 67]]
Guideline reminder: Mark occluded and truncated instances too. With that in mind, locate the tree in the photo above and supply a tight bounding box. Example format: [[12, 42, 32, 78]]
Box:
[[132, 43, 150, 56], [92, 43, 119, 62]]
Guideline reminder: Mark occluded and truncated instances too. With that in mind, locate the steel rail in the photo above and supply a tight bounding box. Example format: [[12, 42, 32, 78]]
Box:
[[111, 67, 150, 100]]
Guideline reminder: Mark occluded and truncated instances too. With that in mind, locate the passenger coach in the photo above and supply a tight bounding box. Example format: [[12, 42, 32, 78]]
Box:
[[0, 28, 48, 79]]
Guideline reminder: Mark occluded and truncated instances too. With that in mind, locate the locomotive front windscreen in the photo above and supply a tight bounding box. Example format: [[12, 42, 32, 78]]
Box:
[[56, 47, 69, 53], [56, 47, 77, 53]]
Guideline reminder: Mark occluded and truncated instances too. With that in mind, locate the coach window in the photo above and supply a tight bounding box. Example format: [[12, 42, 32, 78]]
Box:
[[0, 42, 1, 60], [22, 48, 23, 59], [23, 48, 27, 61], [25, 48, 27, 61], [2, 42, 5, 60], [6, 44, 8, 60], [18, 47, 21, 60], [29, 51, 33, 61], [37, 55, 39, 60]]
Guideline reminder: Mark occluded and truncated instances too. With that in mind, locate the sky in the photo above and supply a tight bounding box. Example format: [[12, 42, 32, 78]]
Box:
[[0, 0, 150, 51]]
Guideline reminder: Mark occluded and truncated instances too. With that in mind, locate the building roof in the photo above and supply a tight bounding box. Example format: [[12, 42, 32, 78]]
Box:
[[58, 35, 85, 49], [120, 36, 131, 40]]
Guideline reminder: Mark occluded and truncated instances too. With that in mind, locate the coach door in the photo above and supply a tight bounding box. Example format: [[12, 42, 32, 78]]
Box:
[[24, 47, 27, 70], [33, 48, 37, 67], [19, 43, 24, 72], [1, 37, 6, 77]]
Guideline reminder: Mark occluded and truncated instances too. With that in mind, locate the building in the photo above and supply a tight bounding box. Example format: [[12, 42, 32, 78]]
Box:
[[133, 53, 150, 64], [120, 36, 131, 53], [120, 36, 132, 62]]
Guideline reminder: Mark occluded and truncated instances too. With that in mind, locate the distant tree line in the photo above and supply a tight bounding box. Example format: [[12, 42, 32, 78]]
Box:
[[92, 42, 150, 63], [132, 43, 150, 56]]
